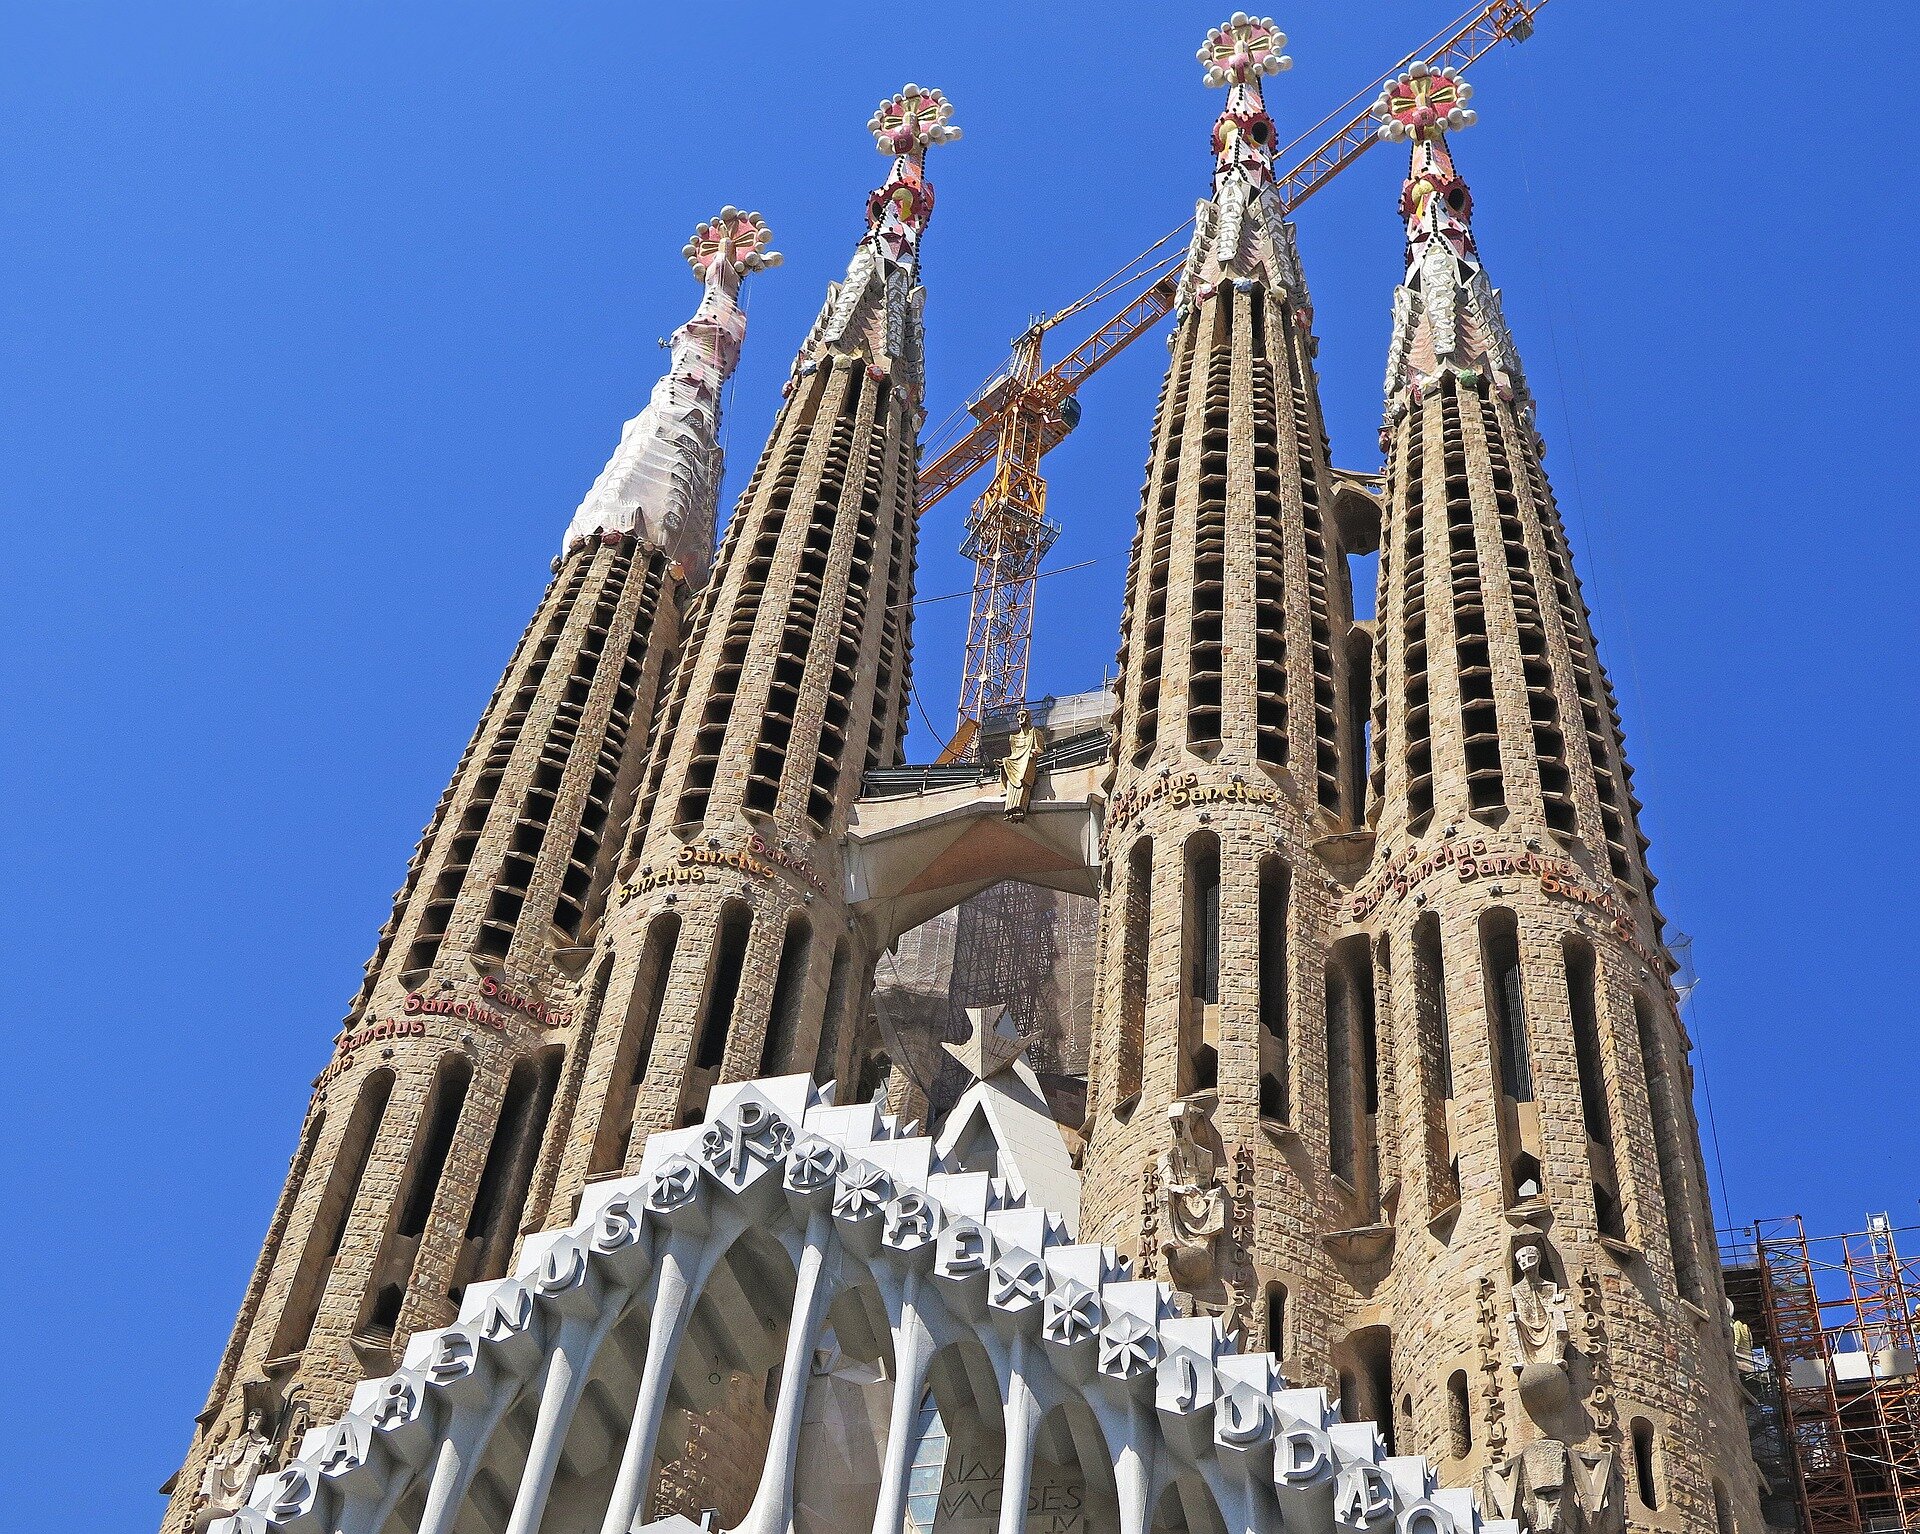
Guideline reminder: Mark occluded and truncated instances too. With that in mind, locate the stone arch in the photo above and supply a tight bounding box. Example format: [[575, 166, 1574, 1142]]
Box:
[[218, 1073, 1498, 1534], [1152, 1473, 1231, 1534]]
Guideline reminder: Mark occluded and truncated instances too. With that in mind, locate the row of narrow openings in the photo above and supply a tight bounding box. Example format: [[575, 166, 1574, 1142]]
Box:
[[1183, 300, 1233, 749], [479, 542, 666, 958], [1439, 380, 1506, 822], [1281, 303, 1344, 812], [1127, 300, 1198, 764], [1478, 392, 1578, 841], [668, 366, 829, 830], [1249, 318, 1293, 769], [1108, 831, 1292, 1133], [266, 1043, 560, 1362], [1398, 403, 1434, 828], [401, 555, 593, 979]]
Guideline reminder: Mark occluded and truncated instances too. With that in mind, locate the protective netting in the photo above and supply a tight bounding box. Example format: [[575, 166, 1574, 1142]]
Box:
[[872, 882, 1097, 1127]]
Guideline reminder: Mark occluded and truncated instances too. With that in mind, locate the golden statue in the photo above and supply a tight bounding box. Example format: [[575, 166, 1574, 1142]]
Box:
[[999, 708, 1045, 819]]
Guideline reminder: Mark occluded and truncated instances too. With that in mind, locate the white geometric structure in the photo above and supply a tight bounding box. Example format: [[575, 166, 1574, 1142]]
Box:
[[210, 1072, 1516, 1534]]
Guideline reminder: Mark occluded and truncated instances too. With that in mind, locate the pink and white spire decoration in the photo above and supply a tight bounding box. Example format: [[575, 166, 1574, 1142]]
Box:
[[1376, 66, 1527, 422], [1198, 13, 1292, 191], [804, 84, 961, 397], [563, 209, 781, 580], [1175, 15, 1307, 311], [864, 84, 960, 261]]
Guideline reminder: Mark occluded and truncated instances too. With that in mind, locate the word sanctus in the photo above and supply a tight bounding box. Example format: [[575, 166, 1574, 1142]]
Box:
[[479, 973, 571, 1028], [404, 990, 511, 1032], [1107, 771, 1285, 836]]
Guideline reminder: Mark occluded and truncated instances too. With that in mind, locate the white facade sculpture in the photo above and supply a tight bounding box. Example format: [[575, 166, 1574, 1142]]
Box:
[[208, 1070, 1517, 1534]]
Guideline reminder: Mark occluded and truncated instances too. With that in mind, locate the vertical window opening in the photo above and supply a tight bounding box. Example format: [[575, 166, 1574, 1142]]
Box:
[[272, 1071, 391, 1358], [1414, 913, 1459, 1212], [588, 913, 680, 1177], [1448, 1370, 1473, 1458], [759, 912, 813, 1077], [1482, 913, 1533, 1102], [1258, 856, 1290, 1122], [812, 941, 852, 1085], [1632, 1418, 1659, 1509], [1328, 936, 1378, 1210], [1327, 959, 1356, 1187], [1637, 993, 1704, 1301], [460, 1049, 562, 1291], [1116, 837, 1152, 1111], [398, 1056, 473, 1238], [1182, 833, 1221, 1095], [1565, 939, 1613, 1144], [1265, 1281, 1288, 1361], [695, 903, 754, 1072]]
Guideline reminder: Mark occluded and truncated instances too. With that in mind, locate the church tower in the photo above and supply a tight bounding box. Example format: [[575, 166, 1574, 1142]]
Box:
[[1079, 17, 1371, 1380], [164, 212, 778, 1534], [1357, 67, 1760, 1534], [545, 87, 959, 1215]]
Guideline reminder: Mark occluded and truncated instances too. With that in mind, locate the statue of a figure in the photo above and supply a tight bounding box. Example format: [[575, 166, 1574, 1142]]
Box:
[[1509, 1242, 1570, 1368], [1158, 1100, 1228, 1287], [1508, 1240, 1573, 1421], [999, 709, 1045, 819], [193, 1406, 275, 1529], [1728, 1300, 1757, 1372]]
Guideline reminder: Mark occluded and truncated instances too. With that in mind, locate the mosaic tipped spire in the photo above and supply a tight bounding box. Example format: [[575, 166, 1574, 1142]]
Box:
[[564, 209, 781, 576], [1198, 14, 1292, 188], [801, 84, 961, 391], [1375, 69, 1526, 421], [861, 84, 960, 262], [1173, 16, 1306, 306]]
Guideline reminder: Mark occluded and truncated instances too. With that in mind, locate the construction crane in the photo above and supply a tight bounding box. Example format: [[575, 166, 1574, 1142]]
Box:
[[919, 0, 1549, 760]]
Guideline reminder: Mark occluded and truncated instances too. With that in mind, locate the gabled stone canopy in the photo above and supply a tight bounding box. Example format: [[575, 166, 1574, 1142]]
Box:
[[209, 1071, 1513, 1534]]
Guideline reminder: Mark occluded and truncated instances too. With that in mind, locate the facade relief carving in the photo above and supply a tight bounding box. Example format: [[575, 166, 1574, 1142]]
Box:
[[190, 1403, 275, 1531], [1158, 1098, 1229, 1290], [1508, 1237, 1573, 1419]]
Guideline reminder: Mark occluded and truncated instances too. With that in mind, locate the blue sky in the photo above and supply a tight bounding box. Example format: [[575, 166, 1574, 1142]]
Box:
[[3, 2, 1914, 1523]]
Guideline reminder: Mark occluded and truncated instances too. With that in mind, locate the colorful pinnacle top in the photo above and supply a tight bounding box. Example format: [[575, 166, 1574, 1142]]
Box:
[[1198, 16, 1292, 191], [867, 83, 962, 157], [682, 207, 782, 283], [1375, 73, 1527, 419], [1197, 13, 1292, 88], [861, 84, 960, 264], [1374, 61, 1478, 143]]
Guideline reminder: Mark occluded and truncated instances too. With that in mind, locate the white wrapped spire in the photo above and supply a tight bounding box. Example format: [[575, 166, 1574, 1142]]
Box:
[[562, 209, 781, 580]]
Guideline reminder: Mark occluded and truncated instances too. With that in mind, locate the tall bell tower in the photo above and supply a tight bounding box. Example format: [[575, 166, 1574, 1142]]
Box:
[[1354, 65, 1760, 1534], [1079, 16, 1370, 1380], [163, 211, 778, 1534], [546, 87, 960, 1218]]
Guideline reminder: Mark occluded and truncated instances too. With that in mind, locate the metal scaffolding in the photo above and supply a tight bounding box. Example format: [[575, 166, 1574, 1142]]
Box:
[[1723, 1214, 1920, 1534]]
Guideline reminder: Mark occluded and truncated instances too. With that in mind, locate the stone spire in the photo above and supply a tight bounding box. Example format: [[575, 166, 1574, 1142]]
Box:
[[1355, 84, 1763, 1534], [160, 219, 762, 1532], [546, 85, 961, 1228], [1081, 17, 1368, 1381], [798, 84, 958, 392], [564, 209, 780, 581]]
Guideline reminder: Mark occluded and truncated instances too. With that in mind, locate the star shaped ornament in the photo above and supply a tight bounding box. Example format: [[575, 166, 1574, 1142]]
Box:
[[943, 1004, 1031, 1082]]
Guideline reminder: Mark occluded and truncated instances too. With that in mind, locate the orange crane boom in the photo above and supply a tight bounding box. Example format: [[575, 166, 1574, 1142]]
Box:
[[923, 0, 1548, 752]]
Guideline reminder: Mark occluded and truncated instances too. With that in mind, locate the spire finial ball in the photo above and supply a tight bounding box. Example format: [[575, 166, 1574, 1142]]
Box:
[[1374, 64, 1478, 142], [869, 84, 961, 155], [1200, 15, 1291, 88], [685, 208, 781, 279]]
